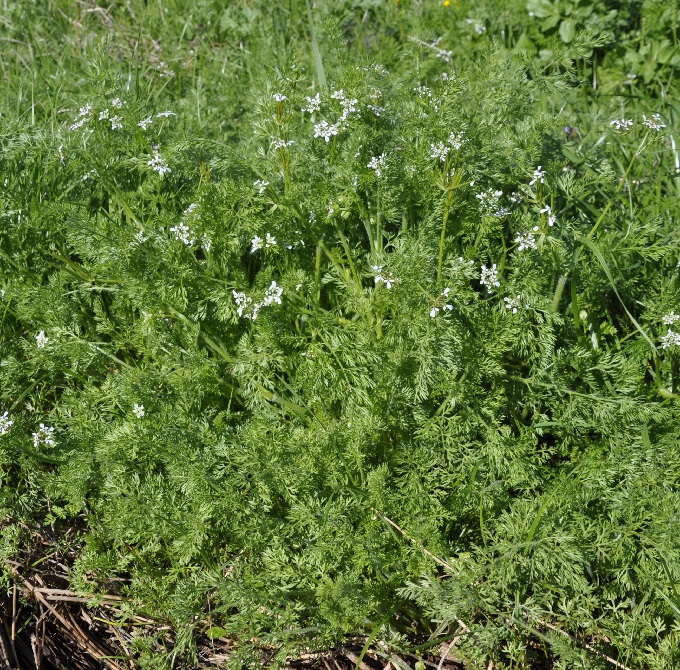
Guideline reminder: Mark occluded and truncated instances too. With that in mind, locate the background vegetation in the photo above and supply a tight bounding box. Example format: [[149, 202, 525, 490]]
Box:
[[1, 0, 680, 667]]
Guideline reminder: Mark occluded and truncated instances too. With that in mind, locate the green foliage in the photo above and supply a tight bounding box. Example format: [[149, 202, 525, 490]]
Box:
[[1, 0, 680, 668]]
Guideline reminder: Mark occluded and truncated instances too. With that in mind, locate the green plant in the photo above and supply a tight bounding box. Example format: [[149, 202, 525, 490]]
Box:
[[1, 1, 680, 668]]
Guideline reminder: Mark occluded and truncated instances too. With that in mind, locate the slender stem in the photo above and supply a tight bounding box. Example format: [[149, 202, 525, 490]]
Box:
[[437, 202, 451, 285]]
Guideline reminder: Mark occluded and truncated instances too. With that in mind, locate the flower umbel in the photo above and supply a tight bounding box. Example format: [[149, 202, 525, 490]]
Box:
[[480, 264, 500, 292], [0, 412, 13, 435], [33, 423, 56, 448], [147, 153, 171, 177], [35, 330, 48, 348]]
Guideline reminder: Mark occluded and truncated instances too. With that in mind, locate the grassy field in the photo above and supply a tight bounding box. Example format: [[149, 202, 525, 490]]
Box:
[[1, 0, 680, 668]]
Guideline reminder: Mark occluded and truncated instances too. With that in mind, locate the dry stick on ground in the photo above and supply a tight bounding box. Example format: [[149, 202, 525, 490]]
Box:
[[371, 508, 632, 670], [11, 568, 123, 670]]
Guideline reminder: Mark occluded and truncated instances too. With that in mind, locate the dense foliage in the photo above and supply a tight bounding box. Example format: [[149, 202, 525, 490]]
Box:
[[1, 1, 680, 667]]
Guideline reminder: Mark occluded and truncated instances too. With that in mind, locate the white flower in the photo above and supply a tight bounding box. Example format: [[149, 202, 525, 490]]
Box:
[[156, 110, 176, 118], [430, 307, 440, 318], [133, 403, 145, 418], [367, 154, 386, 176], [476, 189, 503, 215], [35, 330, 48, 348], [373, 266, 399, 289], [509, 191, 524, 204], [530, 166, 546, 186], [253, 179, 269, 194], [263, 281, 283, 306], [169, 222, 196, 245], [251, 236, 263, 252], [69, 117, 88, 131], [265, 233, 277, 248], [202, 233, 212, 252], [302, 93, 321, 113], [233, 291, 255, 318], [110, 116, 123, 130], [413, 86, 432, 99], [610, 118, 633, 131], [539, 204, 556, 227], [642, 113, 666, 131], [514, 230, 537, 251], [504, 295, 521, 314], [111, 98, 123, 109], [367, 104, 385, 116], [69, 103, 92, 129], [138, 116, 153, 130], [273, 93, 288, 102], [0, 412, 13, 436], [661, 329, 680, 349], [466, 18, 486, 34], [184, 203, 199, 218], [448, 131, 465, 151], [147, 153, 171, 177], [32, 423, 55, 448], [271, 139, 294, 150], [313, 120, 339, 142], [58, 144, 66, 165], [663, 311, 680, 326], [99, 109, 110, 120], [134, 230, 149, 244], [336, 93, 360, 122], [480, 264, 500, 292], [430, 142, 449, 163]]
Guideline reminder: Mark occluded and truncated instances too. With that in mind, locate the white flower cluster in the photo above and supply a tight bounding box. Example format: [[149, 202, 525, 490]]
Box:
[[372, 265, 399, 289], [133, 403, 145, 418], [272, 139, 294, 150], [663, 311, 680, 325], [413, 86, 432, 99], [302, 93, 321, 114], [32, 423, 55, 448], [313, 120, 339, 142], [147, 152, 171, 177], [504, 295, 521, 314], [514, 230, 537, 251], [610, 118, 633, 132], [331, 89, 360, 124], [250, 233, 277, 252], [35, 330, 48, 348], [430, 287, 453, 318], [642, 113, 666, 131], [480, 264, 500, 293], [69, 104, 92, 130], [662, 330, 680, 349], [273, 93, 288, 102], [476, 189, 503, 215], [530, 166, 546, 186], [466, 18, 486, 34], [539, 204, 556, 227], [233, 281, 283, 320], [169, 204, 199, 245], [254, 179, 269, 194], [0, 411, 13, 436], [367, 104, 385, 117], [169, 222, 195, 245], [138, 116, 153, 130], [367, 154, 386, 177]]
